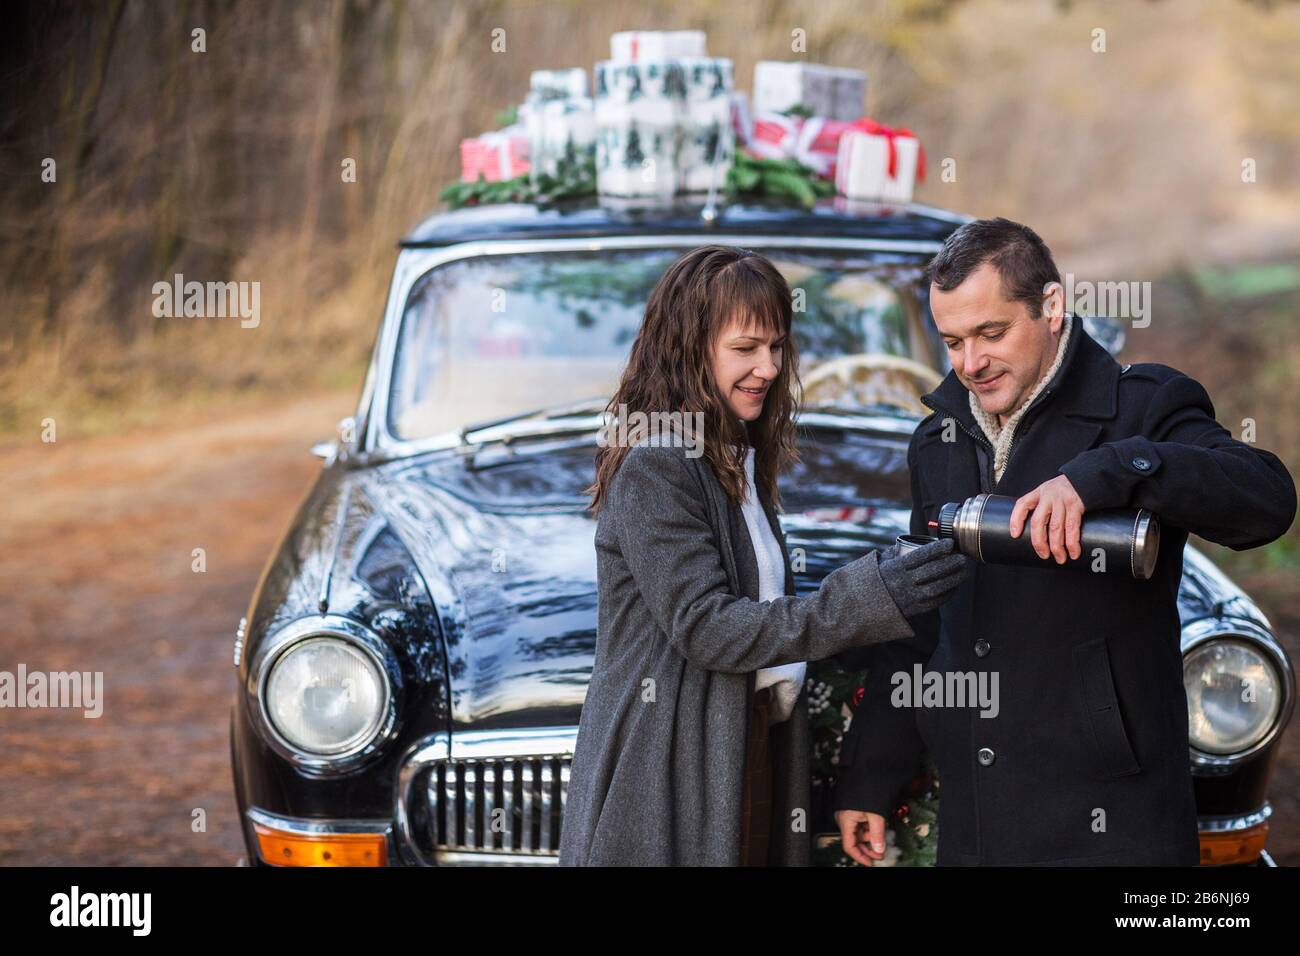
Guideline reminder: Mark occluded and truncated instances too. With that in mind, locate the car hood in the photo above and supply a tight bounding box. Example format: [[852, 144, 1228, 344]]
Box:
[[364, 429, 917, 728], [360, 428, 1268, 730]]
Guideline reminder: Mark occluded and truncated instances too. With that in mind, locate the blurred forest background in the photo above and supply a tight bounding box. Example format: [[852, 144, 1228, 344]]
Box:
[[1, 0, 1299, 866], [4, 0, 1297, 579]]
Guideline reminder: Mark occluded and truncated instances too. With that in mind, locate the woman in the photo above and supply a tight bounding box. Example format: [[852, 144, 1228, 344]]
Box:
[[559, 245, 966, 867]]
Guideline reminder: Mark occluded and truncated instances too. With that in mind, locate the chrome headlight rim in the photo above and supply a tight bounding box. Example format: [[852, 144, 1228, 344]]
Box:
[[1183, 617, 1294, 767], [245, 614, 403, 776]]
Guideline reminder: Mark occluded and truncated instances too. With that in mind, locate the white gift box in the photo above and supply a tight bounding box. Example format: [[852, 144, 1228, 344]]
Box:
[[753, 61, 835, 117], [680, 125, 734, 192], [680, 104, 734, 192], [611, 29, 707, 62], [596, 60, 684, 114], [640, 59, 689, 104], [835, 127, 921, 202], [522, 96, 596, 182], [529, 68, 588, 101], [679, 56, 732, 102], [594, 55, 733, 197], [679, 57, 733, 192], [595, 61, 681, 198], [753, 61, 866, 121], [831, 66, 867, 121], [595, 59, 647, 105], [595, 119, 679, 198]]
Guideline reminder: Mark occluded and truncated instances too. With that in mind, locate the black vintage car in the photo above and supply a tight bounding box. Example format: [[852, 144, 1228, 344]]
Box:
[[230, 195, 1293, 866]]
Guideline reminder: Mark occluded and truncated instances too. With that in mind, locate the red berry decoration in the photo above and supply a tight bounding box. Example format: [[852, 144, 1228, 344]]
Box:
[[851, 685, 865, 708]]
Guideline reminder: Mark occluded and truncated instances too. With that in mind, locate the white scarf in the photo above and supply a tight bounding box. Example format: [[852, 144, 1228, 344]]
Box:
[[739, 446, 806, 724], [967, 312, 1073, 484]]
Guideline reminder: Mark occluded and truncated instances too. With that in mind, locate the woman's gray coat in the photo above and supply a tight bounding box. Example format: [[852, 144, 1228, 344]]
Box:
[[558, 441, 916, 866]]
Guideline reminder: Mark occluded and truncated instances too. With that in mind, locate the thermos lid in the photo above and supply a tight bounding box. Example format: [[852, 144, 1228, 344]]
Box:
[[1133, 510, 1161, 579], [937, 501, 960, 539]]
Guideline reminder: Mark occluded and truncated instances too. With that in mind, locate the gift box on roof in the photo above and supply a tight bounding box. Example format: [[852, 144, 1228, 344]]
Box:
[[729, 90, 753, 146], [834, 119, 926, 203], [459, 125, 530, 183], [521, 94, 596, 185], [748, 113, 877, 179], [753, 61, 866, 121], [529, 67, 588, 101], [595, 117, 677, 199], [680, 55, 732, 105], [746, 110, 802, 161], [611, 29, 707, 61], [831, 67, 867, 122], [794, 116, 858, 178], [594, 59, 682, 198], [679, 56, 734, 192], [754, 61, 829, 116], [519, 66, 596, 187], [594, 52, 734, 198]]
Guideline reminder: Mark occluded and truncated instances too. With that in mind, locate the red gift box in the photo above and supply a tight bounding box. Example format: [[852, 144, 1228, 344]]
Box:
[[459, 129, 531, 183]]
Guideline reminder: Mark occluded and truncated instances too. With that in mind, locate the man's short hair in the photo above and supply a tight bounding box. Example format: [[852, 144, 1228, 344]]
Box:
[[926, 217, 1062, 318]]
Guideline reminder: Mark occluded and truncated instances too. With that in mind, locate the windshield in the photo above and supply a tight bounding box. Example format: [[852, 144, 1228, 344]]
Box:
[[386, 247, 942, 442]]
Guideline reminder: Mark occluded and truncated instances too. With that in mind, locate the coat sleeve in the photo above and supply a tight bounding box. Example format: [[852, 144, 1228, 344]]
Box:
[[606, 443, 915, 674], [1058, 369, 1297, 549], [832, 622, 935, 816], [833, 435, 936, 816]]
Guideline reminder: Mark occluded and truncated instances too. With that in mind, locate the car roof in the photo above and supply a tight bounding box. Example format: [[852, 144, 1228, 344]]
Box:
[[399, 195, 972, 248]]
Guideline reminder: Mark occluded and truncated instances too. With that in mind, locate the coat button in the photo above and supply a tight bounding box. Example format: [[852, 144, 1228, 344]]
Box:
[[1131, 457, 1151, 471], [974, 639, 990, 658], [977, 747, 996, 767]]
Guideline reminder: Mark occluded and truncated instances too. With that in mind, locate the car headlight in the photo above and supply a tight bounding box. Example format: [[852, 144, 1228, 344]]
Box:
[[1183, 622, 1289, 761], [246, 615, 401, 773], [266, 637, 389, 755]]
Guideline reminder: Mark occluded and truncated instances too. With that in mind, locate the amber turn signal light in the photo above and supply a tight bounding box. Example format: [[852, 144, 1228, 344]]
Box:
[[253, 823, 388, 866], [1198, 821, 1268, 866]]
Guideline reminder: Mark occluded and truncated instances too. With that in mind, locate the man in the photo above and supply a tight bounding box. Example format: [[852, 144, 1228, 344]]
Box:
[[834, 217, 1296, 866]]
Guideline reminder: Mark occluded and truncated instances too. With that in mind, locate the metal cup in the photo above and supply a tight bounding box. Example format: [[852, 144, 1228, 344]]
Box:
[[896, 533, 939, 555]]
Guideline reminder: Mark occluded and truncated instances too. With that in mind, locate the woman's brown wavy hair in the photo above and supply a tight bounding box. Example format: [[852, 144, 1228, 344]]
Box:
[[588, 244, 802, 515]]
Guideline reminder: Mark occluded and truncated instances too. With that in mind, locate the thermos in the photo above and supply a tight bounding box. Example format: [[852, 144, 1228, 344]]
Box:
[[930, 493, 1161, 580]]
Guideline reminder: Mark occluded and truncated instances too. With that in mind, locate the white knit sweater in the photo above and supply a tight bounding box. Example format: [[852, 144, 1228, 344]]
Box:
[[967, 312, 1073, 484]]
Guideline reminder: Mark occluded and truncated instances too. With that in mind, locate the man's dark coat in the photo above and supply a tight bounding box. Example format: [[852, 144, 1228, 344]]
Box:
[[834, 318, 1296, 865]]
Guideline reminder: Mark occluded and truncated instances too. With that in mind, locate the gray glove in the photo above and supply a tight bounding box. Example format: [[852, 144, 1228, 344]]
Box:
[[877, 538, 967, 618]]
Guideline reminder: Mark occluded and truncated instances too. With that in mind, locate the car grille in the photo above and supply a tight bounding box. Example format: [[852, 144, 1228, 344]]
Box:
[[429, 755, 570, 855], [397, 727, 577, 864]]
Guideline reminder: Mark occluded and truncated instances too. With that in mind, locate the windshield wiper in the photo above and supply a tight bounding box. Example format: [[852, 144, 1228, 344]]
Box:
[[801, 402, 920, 419], [457, 398, 610, 446], [454, 397, 923, 450]]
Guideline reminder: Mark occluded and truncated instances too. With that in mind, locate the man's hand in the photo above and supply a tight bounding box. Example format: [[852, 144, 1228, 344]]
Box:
[[835, 809, 888, 866], [1009, 475, 1085, 564]]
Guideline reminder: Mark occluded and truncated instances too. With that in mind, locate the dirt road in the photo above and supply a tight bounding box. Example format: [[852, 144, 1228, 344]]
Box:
[[0, 391, 354, 865], [1, 391, 1296, 865]]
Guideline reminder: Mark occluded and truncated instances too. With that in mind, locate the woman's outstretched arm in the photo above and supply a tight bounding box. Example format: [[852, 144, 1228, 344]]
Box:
[[606, 443, 916, 673]]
